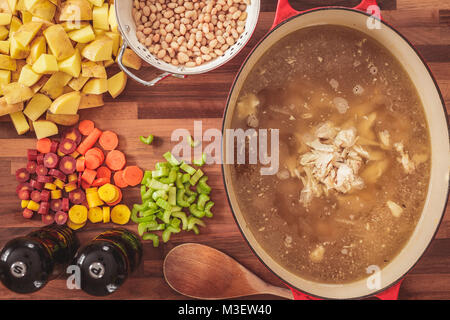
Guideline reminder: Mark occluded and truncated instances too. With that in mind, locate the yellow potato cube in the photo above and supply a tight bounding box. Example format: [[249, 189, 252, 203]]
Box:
[[87, 0, 103, 7], [79, 93, 103, 109], [43, 24, 75, 60], [59, 0, 93, 21], [107, 71, 127, 99], [0, 69, 10, 89], [8, 15, 22, 38], [0, 26, 8, 40], [29, 0, 56, 21], [82, 78, 107, 94], [21, 10, 32, 23], [18, 64, 42, 87], [8, 0, 18, 13], [0, 54, 16, 71], [93, 3, 109, 30], [10, 36, 30, 59], [0, 13, 12, 25], [32, 53, 58, 73], [26, 35, 46, 65], [24, 0, 40, 10], [3, 82, 34, 104], [61, 21, 90, 32], [0, 96, 23, 116], [121, 48, 142, 70], [68, 75, 89, 91], [23, 93, 52, 121], [0, 40, 9, 54], [48, 90, 81, 114], [14, 21, 42, 47], [68, 25, 95, 43], [33, 119, 58, 139], [81, 60, 105, 78], [10, 110, 29, 135], [58, 49, 81, 77], [40, 71, 72, 99], [108, 3, 117, 32], [81, 36, 112, 61], [105, 31, 119, 57]]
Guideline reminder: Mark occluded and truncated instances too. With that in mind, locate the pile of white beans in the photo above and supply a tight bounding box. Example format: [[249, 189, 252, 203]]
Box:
[[132, 0, 249, 67]]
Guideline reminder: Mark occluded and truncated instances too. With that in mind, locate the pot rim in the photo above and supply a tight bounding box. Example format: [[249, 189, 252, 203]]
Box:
[[220, 6, 449, 300]]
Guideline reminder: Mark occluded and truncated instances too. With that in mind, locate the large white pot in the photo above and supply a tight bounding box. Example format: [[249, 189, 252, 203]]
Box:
[[222, 0, 449, 299]]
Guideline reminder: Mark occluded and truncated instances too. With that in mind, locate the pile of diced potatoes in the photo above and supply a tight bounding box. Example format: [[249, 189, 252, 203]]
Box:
[[0, 0, 144, 139]]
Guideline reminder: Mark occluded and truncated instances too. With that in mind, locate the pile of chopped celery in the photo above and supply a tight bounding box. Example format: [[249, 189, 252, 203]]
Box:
[[132, 151, 214, 247]]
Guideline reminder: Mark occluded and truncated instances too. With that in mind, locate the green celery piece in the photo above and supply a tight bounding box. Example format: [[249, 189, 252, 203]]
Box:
[[142, 233, 159, 247], [180, 162, 196, 175], [197, 193, 210, 210], [189, 203, 205, 218], [189, 169, 204, 186], [204, 201, 214, 218], [172, 211, 188, 230], [168, 186, 177, 206], [196, 176, 211, 195], [163, 151, 181, 166], [187, 216, 205, 231], [140, 134, 154, 145], [148, 178, 170, 191]]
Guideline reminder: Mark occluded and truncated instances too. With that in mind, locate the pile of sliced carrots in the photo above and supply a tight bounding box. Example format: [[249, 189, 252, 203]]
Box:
[[76, 120, 143, 190]]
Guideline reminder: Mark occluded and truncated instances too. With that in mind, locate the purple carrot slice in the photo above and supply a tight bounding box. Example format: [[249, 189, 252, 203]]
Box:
[[27, 161, 37, 174], [36, 153, 44, 164], [40, 190, 50, 202], [61, 198, 69, 211], [30, 190, 41, 202], [50, 140, 59, 153], [58, 138, 77, 155], [69, 189, 86, 205], [43, 153, 59, 169], [37, 175, 53, 183], [27, 149, 38, 161], [50, 199, 62, 212], [38, 202, 49, 215], [18, 189, 30, 200], [41, 214, 54, 225], [16, 183, 31, 194], [36, 164, 48, 176], [59, 156, 76, 175], [22, 208, 33, 219], [29, 179, 44, 190], [15, 168, 30, 183], [49, 168, 66, 181], [62, 128, 82, 145], [54, 211, 68, 225]]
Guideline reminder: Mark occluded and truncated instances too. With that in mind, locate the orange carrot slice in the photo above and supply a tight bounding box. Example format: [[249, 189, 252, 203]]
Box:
[[36, 138, 52, 154], [76, 158, 86, 172], [108, 188, 123, 206], [105, 150, 126, 171], [85, 153, 102, 170], [86, 147, 105, 163], [96, 166, 112, 180], [78, 120, 95, 136], [81, 168, 97, 185], [77, 128, 103, 155], [113, 170, 128, 188], [81, 180, 92, 190], [92, 177, 110, 187], [99, 130, 119, 151], [123, 166, 143, 187]]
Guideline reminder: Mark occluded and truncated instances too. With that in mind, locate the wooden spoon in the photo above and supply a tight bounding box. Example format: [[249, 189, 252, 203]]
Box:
[[163, 243, 293, 300]]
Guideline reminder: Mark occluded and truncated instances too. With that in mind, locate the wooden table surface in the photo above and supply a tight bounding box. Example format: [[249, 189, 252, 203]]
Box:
[[0, 0, 449, 300]]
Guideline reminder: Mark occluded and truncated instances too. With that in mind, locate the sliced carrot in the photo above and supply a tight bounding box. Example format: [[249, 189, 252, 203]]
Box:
[[78, 120, 95, 136], [123, 166, 144, 187], [92, 177, 110, 187], [81, 168, 97, 185], [77, 128, 103, 155], [113, 170, 128, 188], [76, 158, 86, 172], [36, 138, 52, 153], [108, 188, 123, 206], [81, 180, 92, 190], [85, 153, 102, 170], [96, 166, 112, 180], [86, 147, 105, 163], [105, 150, 126, 171], [99, 130, 119, 151]]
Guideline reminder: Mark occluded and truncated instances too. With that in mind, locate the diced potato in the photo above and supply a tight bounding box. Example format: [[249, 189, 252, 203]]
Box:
[[0, 12, 12, 25], [46, 111, 79, 125], [0, 25, 8, 40], [386, 200, 403, 218], [29, 0, 56, 21], [60, 21, 90, 32], [33, 119, 58, 139], [92, 3, 108, 30], [81, 60, 105, 78], [32, 53, 58, 73], [67, 75, 88, 91], [23, 92, 51, 120], [93, 28, 105, 36], [105, 31, 119, 57], [107, 71, 126, 98], [40, 71, 72, 99], [26, 35, 46, 65], [10, 110, 29, 135], [108, 3, 117, 32], [79, 92, 103, 109], [0, 96, 22, 116], [58, 49, 81, 77], [0, 69, 11, 92], [14, 21, 42, 47], [87, 0, 103, 7], [43, 24, 75, 60], [3, 82, 34, 104], [81, 35, 112, 61], [0, 40, 9, 54], [102, 58, 113, 67], [59, 0, 93, 21], [10, 36, 30, 59], [20, 10, 32, 23], [68, 24, 95, 43], [8, 0, 18, 13], [8, 15, 21, 38], [24, 0, 40, 10], [0, 53, 16, 71], [11, 59, 26, 81], [62, 85, 73, 94], [18, 64, 42, 86], [30, 74, 47, 92], [82, 77, 107, 94], [121, 48, 142, 70], [48, 90, 81, 114]]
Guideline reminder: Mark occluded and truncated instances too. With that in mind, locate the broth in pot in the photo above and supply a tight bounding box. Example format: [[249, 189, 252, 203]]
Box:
[[230, 25, 431, 283]]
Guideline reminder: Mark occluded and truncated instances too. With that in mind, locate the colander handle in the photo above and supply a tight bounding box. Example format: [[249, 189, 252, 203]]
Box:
[[117, 42, 186, 86], [272, 0, 380, 29]]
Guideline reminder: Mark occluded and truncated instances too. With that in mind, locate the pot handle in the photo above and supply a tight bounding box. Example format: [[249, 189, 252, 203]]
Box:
[[271, 0, 381, 29], [117, 42, 186, 86], [286, 278, 404, 300]]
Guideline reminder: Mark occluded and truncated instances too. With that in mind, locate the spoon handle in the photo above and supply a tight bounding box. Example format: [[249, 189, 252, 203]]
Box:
[[264, 285, 294, 300]]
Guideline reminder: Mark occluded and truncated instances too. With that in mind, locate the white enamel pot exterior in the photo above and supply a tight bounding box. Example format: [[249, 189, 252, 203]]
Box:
[[221, 3, 450, 299]]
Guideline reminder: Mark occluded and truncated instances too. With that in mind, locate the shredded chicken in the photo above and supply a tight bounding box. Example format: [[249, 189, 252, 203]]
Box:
[[394, 142, 415, 174], [298, 123, 368, 207]]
